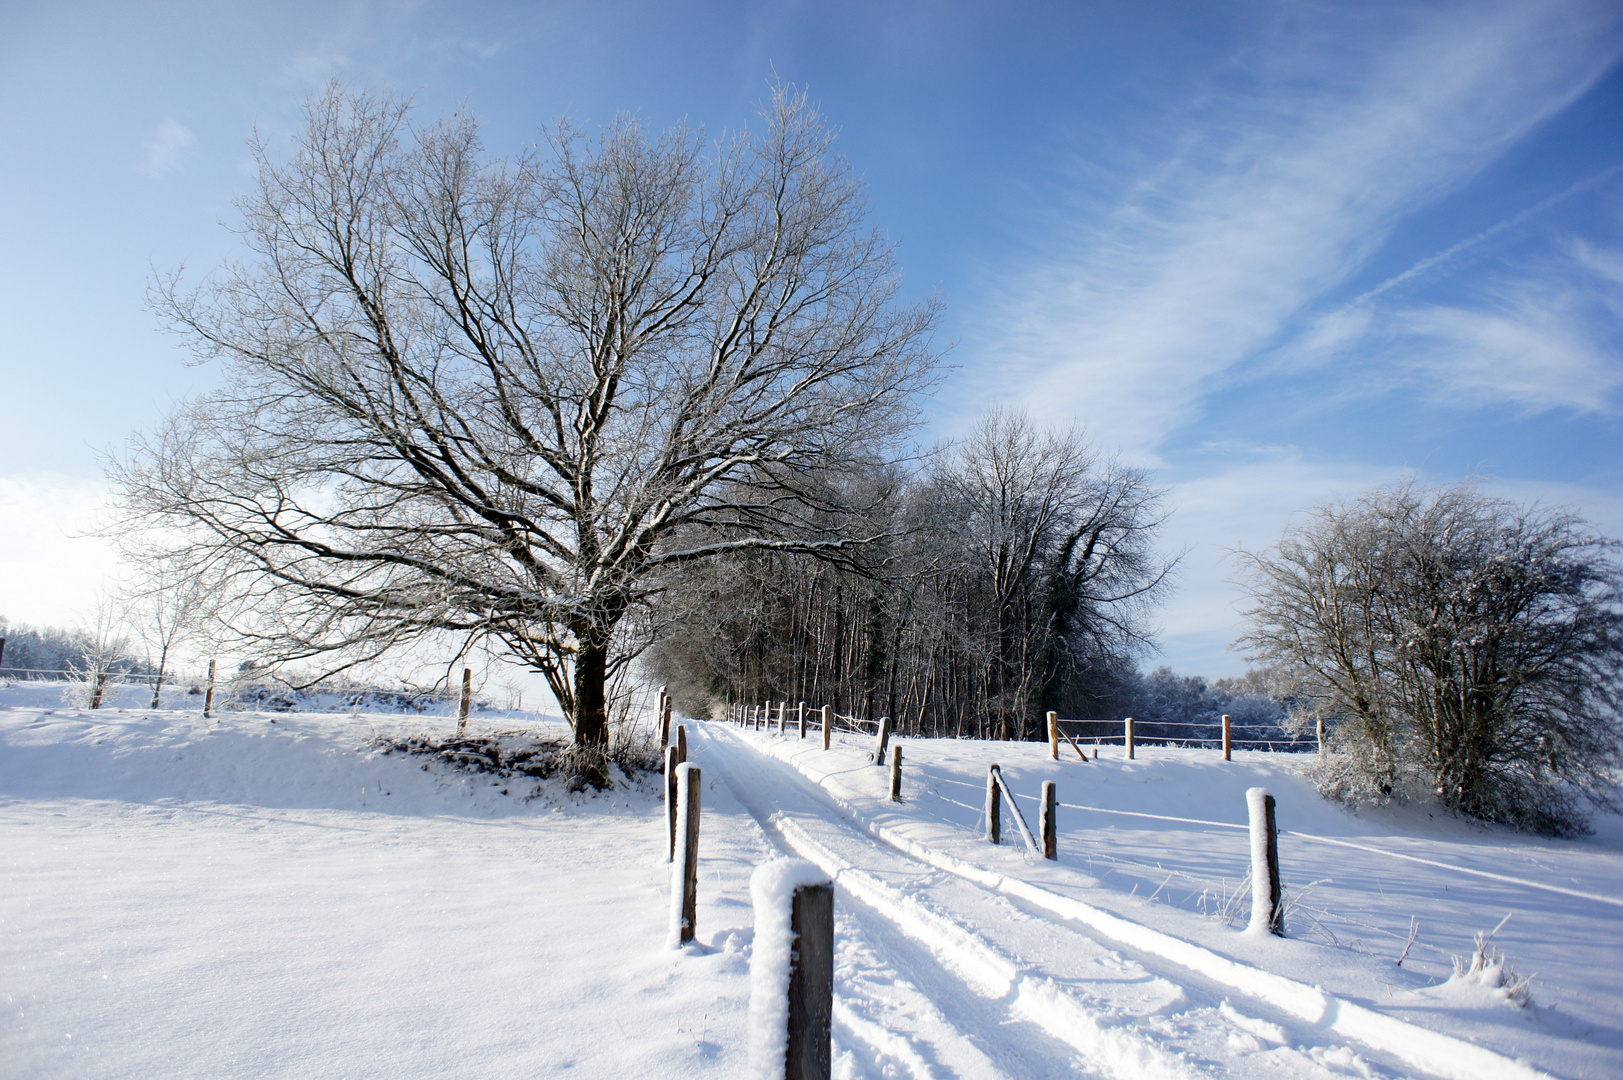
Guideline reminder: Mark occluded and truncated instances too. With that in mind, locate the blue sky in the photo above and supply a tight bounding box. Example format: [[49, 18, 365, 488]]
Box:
[[2, 0, 1620, 681]]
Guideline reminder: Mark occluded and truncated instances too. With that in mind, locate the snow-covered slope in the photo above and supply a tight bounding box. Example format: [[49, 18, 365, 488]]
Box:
[[0, 702, 770, 1079]]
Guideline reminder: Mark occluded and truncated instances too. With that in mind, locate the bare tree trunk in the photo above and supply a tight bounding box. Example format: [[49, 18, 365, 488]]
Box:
[[574, 643, 610, 752]]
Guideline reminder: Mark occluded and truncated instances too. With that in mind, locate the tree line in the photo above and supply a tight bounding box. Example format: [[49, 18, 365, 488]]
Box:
[[645, 409, 1189, 740]]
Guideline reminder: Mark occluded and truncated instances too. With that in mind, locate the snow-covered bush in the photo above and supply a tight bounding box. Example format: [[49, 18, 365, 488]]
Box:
[[1238, 482, 1623, 835]]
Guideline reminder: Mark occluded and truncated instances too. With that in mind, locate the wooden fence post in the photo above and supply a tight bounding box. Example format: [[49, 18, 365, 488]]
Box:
[[1125, 716, 1135, 759], [749, 861, 834, 1080], [872, 715, 892, 766], [204, 659, 216, 720], [788, 882, 834, 1080], [1048, 711, 1059, 760], [1222, 714, 1232, 761], [665, 742, 685, 862], [1316, 717, 1326, 756], [458, 668, 472, 733], [676, 723, 688, 764], [670, 762, 702, 945], [821, 705, 831, 750], [0, 636, 6, 672], [1040, 781, 1057, 860], [889, 744, 903, 802], [798, 701, 806, 739], [985, 764, 1002, 844], [1246, 787, 1285, 936]]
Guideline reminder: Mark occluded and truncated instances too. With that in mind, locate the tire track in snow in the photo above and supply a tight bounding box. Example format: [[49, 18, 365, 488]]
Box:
[[737, 724, 1556, 1080], [699, 724, 1314, 1080]]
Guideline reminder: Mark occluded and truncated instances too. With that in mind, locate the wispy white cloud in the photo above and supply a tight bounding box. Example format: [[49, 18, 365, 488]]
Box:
[[973, 0, 1622, 462], [1397, 265, 1623, 414], [141, 118, 195, 178]]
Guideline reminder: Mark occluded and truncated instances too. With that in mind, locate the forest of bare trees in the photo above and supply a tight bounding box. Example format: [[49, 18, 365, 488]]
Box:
[[645, 410, 1207, 740]]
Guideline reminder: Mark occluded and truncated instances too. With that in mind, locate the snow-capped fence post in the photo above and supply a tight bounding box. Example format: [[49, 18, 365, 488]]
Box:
[[665, 740, 687, 862], [458, 668, 472, 733], [985, 764, 1002, 843], [203, 659, 217, 719], [749, 859, 834, 1080], [1048, 710, 1059, 760], [677, 722, 688, 764], [798, 701, 806, 739], [1125, 716, 1135, 759], [1246, 787, 1285, 936], [821, 705, 831, 750], [668, 762, 702, 946], [1041, 781, 1057, 859], [1222, 714, 1232, 761], [778, 700, 787, 734], [872, 715, 892, 766], [889, 743, 903, 802]]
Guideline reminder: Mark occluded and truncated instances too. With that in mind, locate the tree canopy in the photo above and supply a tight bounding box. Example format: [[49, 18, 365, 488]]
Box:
[[112, 83, 940, 773]]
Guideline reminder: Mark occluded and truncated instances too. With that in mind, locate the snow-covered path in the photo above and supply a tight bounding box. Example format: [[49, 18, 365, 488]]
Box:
[[703, 723, 1400, 1079], [701, 719, 1621, 1080]]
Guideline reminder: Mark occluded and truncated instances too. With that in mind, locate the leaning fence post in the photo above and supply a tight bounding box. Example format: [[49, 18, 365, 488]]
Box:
[[821, 705, 831, 750], [1222, 713, 1232, 761], [1125, 716, 1135, 759], [668, 762, 702, 946], [872, 715, 892, 766], [985, 764, 1002, 843], [458, 668, 472, 733], [1048, 711, 1059, 760], [204, 659, 217, 720], [889, 744, 903, 802], [749, 860, 834, 1080], [1040, 781, 1057, 860], [1246, 787, 1285, 936], [798, 701, 806, 739]]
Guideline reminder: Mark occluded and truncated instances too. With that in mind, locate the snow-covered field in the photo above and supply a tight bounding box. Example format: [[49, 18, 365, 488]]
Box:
[[3, 685, 1619, 1078]]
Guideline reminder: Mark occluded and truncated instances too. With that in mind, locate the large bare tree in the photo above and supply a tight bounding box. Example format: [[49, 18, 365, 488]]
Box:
[[112, 84, 939, 771]]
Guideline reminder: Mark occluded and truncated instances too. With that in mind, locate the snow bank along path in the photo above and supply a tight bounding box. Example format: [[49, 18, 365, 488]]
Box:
[[706, 718, 1616, 1080]]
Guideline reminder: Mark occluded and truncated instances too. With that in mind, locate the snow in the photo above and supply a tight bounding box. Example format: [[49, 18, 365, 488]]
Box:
[[1246, 786, 1274, 935], [6, 682, 1621, 1079], [0, 693, 771, 1078], [738, 721, 1623, 1079], [746, 858, 832, 1080]]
